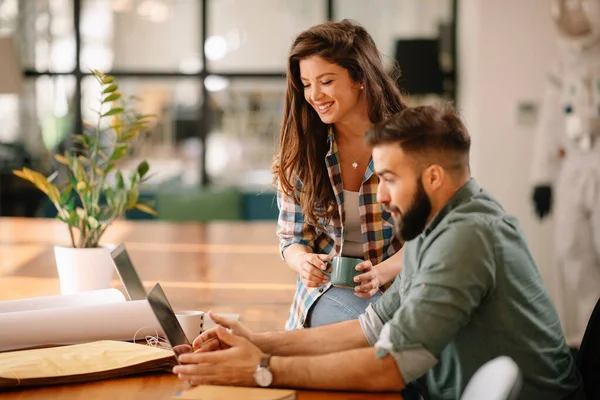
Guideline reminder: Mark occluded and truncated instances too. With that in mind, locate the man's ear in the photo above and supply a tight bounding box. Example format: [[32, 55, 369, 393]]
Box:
[[422, 164, 445, 192]]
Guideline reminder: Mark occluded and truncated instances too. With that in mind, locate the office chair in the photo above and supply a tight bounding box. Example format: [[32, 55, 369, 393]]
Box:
[[578, 296, 600, 399], [461, 356, 522, 400]]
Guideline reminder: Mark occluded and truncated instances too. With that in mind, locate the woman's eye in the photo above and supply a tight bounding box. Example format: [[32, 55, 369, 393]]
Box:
[[321, 80, 333, 85]]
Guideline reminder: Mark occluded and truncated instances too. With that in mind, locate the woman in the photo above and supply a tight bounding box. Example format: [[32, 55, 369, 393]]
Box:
[[273, 19, 406, 330]]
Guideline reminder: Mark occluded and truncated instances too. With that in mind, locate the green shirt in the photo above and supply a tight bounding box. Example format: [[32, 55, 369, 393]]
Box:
[[360, 179, 584, 399]]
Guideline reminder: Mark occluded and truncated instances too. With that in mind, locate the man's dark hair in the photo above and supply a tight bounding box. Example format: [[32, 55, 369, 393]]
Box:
[[365, 104, 471, 171]]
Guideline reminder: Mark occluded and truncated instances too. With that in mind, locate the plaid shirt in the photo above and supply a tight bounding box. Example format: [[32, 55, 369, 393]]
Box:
[[276, 128, 402, 330]]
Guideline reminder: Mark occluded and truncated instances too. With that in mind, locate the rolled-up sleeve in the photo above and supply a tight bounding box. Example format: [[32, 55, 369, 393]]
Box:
[[374, 222, 497, 382], [275, 180, 316, 259], [359, 304, 385, 346]]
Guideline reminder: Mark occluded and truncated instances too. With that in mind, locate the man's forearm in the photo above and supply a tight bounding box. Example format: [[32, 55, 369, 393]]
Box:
[[270, 347, 405, 392], [252, 320, 369, 356]]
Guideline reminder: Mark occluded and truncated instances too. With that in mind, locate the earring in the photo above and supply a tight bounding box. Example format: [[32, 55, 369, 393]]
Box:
[[360, 85, 364, 89]]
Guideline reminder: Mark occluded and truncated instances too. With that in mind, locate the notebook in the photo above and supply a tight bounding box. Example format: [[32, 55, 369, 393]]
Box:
[[175, 385, 296, 400], [0, 340, 176, 389]]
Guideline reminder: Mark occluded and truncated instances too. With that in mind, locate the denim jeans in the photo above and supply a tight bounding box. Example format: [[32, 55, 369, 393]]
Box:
[[305, 286, 382, 328]]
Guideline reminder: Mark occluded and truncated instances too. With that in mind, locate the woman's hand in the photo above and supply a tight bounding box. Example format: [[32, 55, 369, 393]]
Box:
[[294, 253, 331, 287], [353, 260, 383, 298]]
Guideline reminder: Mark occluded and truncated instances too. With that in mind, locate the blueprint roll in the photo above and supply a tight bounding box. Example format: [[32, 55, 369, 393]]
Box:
[[0, 289, 126, 314], [0, 299, 163, 352]]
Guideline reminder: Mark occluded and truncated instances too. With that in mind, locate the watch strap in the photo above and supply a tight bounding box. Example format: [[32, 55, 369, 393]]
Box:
[[259, 354, 272, 369]]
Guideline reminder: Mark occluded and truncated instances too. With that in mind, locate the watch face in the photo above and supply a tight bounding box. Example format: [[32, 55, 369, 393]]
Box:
[[254, 367, 273, 387]]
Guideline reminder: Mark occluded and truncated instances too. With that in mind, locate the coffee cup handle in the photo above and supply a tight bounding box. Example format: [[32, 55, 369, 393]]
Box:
[[321, 259, 332, 277]]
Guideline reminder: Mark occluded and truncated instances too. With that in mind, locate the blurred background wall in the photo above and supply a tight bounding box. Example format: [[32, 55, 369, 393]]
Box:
[[0, 0, 563, 300]]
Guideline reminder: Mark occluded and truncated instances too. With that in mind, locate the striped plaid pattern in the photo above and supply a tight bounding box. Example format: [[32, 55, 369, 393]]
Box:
[[276, 128, 402, 330]]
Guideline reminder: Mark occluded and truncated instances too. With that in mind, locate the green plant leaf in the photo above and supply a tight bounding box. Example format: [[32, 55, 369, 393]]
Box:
[[102, 92, 121, 103], [18, 168, 50, 195], [102, 84, 118, 94], [54, 154, 69, 165], [83, 191, 93, 210], [60, 185, 73, 205], [102, 75, 115, 84], [94, 69, 105, 78], [68, 209, 79, 226], [47, 183, 60, 205], [105, 187, 115, 208], [115, 190, 127, 217], [102, 108, 124, 117], [120, 131, 139, 141], [104, 163, 115, 176], [65, 197, 75, 212], [67, 172, 78, 188], [129, 170, 140, 188], [73, 135, 91, 149], [126, 188, 139, 210], [115, 171, 125, 191], [136, 160, 150, 178], [110, 145, 128, 161], [74, 159, 87, 183], [136, 113, 157, 121], [134, 203, 158, 216], [12, 169, 29, 182]]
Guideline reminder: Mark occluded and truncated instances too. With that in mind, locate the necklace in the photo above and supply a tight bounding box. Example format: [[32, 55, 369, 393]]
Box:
[[346, 150, 365, 169], [338, 138, 368, 169]]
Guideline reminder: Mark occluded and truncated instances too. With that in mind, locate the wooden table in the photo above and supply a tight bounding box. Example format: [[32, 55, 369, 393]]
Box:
[[0, 218, 401, 399]]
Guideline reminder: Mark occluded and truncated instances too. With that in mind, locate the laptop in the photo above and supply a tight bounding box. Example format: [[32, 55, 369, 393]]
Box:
[[146, 283, 192, 361], [110, 243, 147, 301]]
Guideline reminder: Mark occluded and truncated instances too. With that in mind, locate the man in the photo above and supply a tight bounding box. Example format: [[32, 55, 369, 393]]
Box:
[[173, 105, 584, 399]]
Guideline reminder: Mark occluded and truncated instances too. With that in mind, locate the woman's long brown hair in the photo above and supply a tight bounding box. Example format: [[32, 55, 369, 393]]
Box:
[[272, 19, 407, 228]]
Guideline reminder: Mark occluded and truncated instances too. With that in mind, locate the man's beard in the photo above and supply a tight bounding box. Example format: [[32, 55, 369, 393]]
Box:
[[388, 178, 432, 242]]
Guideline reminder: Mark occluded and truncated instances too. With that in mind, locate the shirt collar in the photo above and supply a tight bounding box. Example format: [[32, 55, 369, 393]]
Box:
[[325, 125, 374, 184], [421, 178, 481, 237]]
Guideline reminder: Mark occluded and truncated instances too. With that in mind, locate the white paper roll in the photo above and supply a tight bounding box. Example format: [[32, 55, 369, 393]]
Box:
[[0, 300, 162, 352], [0, 289, 127, 314]]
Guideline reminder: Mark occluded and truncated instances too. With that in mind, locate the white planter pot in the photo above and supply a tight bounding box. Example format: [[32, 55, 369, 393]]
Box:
[[54, 245, 116, 295]]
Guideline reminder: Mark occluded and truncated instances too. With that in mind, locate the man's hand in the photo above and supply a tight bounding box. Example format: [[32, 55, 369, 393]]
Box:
[[192, 311, 254, 353], [294, 253, 331, 287], [174, 325, 263, 387], [353, 260, 382, 298]]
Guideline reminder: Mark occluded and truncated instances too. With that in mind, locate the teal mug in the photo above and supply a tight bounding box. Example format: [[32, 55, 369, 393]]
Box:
[[322, 256, 363, 288]]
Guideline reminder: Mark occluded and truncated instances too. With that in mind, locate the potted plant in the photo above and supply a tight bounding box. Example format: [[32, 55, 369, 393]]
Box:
[[13, 70, 157, 295]]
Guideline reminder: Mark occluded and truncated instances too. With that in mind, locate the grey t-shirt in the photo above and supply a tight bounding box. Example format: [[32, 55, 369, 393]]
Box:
[[359, 179, 584, 399]]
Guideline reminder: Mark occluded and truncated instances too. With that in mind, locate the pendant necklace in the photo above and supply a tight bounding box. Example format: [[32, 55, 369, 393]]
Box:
[[347, 150, 363, 169]]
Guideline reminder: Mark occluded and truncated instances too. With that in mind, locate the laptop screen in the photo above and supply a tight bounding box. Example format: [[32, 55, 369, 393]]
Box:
[[146, 283, 192, 361], [110, 243, 147, 301]]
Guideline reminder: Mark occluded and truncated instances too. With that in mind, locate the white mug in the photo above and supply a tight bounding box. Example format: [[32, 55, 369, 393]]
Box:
[[175, 310, 204, 342]]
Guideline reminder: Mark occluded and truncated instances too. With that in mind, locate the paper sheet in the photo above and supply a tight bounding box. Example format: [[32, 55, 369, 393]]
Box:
[[0, 298, 162, 352], [0, 289, 126, 314]]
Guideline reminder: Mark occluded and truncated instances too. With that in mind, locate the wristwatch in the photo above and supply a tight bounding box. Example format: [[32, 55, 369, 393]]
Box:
[[253, 354, 273, 387]]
